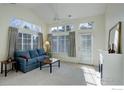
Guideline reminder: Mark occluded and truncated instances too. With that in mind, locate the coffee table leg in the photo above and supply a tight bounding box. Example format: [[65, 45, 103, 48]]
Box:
[[5, 64, 7, 77], [40, 62, 42, 70], [50, 64, 52, 73], [1, 63, 3, 74], [58, 60, 60, 68]]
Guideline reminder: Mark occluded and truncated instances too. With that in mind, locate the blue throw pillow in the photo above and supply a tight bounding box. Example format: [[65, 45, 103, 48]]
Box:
[[37, 48, 46, 56], [29, 50, 39, 58]]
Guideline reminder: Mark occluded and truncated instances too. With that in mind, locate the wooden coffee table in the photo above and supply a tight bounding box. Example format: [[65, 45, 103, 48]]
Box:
[[40, 58, 60, 73]]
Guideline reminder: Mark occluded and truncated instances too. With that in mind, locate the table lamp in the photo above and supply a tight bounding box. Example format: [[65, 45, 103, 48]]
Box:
[[45, 40, 50, 53]]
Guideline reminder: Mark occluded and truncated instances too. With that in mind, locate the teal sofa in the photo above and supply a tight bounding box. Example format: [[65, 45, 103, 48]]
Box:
[[15, 48, 48, 73]]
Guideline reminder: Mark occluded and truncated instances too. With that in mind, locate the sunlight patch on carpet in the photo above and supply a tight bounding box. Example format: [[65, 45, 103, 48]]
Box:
[[80, 66, 101, 86]]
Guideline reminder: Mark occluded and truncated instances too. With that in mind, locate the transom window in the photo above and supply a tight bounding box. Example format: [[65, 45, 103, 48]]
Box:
[[50, 24, 73, 33], [58, 26, 65, 32], [79, 22, 94, 30], [51, 27, 58, 32], [9, 17, 41, 32], [66, 24, 73, 31]]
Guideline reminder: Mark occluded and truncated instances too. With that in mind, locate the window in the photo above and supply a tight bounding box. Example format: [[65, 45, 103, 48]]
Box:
[[65, 25, 73, 31], [58, 36, 65, 52], [16, 33, 23, 50], [50, 25, 72, 54], [10, 17, 41, 32], [23, 33, 31, 50], [50, 24, 73, 33], [65, 36, 69, 53], [58, 26, 65, 32], [80, 34, 92, 64], [33, 35, 38, 49], [51, 27, 58, 33], [52, 36, 58, 52], [16, 33, 39, 51], [79, 22, 94, 30], [52, 36, 69, 54]]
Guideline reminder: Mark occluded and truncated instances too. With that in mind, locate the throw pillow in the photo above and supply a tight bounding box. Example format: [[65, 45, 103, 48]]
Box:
[[29, 50, 39, 58], [19, 55, 29, 59], [37, 49, 46, 56]]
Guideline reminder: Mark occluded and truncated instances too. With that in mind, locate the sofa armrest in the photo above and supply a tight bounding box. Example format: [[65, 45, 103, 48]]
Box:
[[15, 57, 27, 63]]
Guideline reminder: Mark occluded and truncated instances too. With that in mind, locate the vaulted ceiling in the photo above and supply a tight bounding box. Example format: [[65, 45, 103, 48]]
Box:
[[2, 3, 107, 23]]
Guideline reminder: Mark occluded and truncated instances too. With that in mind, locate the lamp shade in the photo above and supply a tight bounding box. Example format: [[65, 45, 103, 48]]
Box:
[[44, 40, 50, 53], [45, 41, 50, 46]]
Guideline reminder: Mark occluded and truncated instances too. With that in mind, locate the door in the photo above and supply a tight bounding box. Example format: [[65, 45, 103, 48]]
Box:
[[79, 33, 92, 65]]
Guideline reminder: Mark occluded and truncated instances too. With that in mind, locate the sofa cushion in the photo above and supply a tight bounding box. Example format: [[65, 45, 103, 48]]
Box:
[[37, 48, 46, 56], [37, 56, 45, 62], [29, 50, 39, 58], [26, 58, 37, 65], [15, 51, 30, 59]]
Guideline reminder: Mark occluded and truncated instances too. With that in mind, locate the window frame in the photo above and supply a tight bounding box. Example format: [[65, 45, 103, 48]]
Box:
[[16, 32, 39, 51]]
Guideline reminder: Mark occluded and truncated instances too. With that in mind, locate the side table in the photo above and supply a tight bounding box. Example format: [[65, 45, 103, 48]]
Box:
[[1, 60, 18, 77]]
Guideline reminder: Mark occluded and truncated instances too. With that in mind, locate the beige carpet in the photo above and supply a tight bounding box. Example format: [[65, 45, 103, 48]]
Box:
[[0, 62, 88, 85]]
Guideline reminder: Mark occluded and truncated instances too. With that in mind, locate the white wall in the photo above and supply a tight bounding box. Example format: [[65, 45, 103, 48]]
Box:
[[47, 15, 105, 66], [105, 4, 124, 84], [0, 5, 46, 61]]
